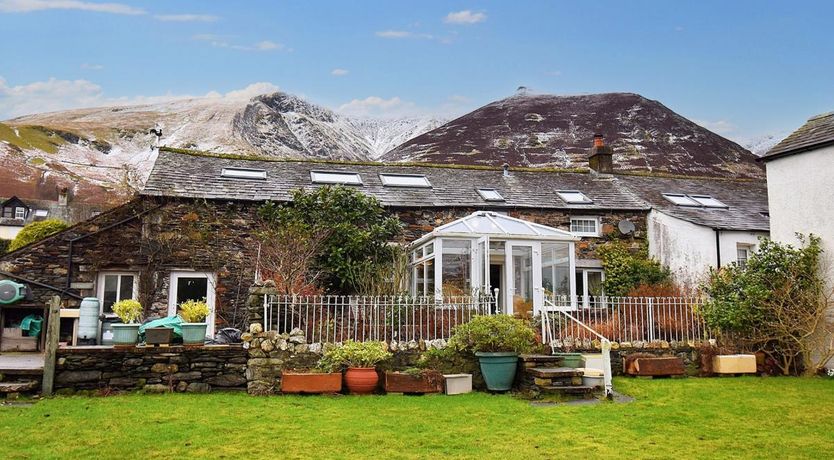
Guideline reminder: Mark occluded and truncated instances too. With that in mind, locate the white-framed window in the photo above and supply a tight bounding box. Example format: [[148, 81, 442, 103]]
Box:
[[310, 170, 363, 185], [575, 268, 605, 308], [557, 190, 593, 204], [737, 244, 752, 268], [14, 207, 25, 220], [221, 168, 267, 180], [97, 272, 139, 315], [689, 195, 728, 208], [663, 193, 728, 208], [379, 173, 431, 188], [477, 188, 505, 202], [168, 271, 217, 337], [570, 216, 600, 237]]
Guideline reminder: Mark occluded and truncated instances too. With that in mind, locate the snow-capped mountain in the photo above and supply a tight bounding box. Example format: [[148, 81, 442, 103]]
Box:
[[0, 92, 445, 203], [384, 92, 765, 179], [742, 132, 789, 157]]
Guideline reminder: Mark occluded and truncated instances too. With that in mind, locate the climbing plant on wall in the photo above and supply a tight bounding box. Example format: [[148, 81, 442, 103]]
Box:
[[597, 241, 671, 297]]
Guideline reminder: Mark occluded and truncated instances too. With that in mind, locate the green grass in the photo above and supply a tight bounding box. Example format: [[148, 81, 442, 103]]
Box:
[[1, 377, 832, 459], [0, 123, 68, 153]]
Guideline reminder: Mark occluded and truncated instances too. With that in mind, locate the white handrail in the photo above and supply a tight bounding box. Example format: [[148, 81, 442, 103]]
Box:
[[543, 298, 613, 398]]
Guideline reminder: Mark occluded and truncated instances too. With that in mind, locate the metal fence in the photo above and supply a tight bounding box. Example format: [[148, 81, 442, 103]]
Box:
[[543, 295, 710, 344], [262, 294, 497, 344]]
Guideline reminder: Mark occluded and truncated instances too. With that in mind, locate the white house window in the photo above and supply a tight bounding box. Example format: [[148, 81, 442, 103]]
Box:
[[737, 245, 752, 268], [570, 217, 600, 237], [169, 271, 217, 338], [14, 207, 25, 220], [97, 272, 138, 314], [557, 190, 593, 204], [477, 188, 505, 201], [310, 170, 363, 185], [34, 209, 48, 217], [379, 173, 431, 188], [221, 168, 267, 180]]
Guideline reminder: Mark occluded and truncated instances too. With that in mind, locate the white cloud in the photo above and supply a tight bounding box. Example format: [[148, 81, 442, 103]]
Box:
[[0, 77, 281, 119], [154, 13, 217, 22], [80, 63, 104, 70], [0, 0, 145, 15], [695, 119, 736, 134], [375, 30, 433, 40], [443, 10, 486, 24], [330, 68, 349, 76], [192, 34, 285, 52], [337, 96, 416, 117]]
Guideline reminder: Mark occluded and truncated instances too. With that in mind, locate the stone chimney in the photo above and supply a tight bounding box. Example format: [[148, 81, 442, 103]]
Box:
[[58, 187, 69, 207], [588, 134, 613, 174]]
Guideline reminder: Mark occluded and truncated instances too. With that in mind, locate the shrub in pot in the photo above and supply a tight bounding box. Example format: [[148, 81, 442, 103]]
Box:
[[111, 299, 143, 345], [320, 340, 391, 394], [179, 299, 210, 345], [448, 315, 535, 391]]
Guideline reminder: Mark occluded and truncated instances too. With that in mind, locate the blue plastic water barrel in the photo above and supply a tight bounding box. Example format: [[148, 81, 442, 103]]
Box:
[[78, 297, 100, 340]]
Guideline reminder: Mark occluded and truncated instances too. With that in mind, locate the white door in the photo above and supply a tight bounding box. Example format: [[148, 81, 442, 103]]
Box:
[[168, 271, 216, 338], [475, 235, 490, 294], [505, 241, 542, 316]]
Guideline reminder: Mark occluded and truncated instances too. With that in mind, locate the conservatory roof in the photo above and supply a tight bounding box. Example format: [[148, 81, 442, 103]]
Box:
[[412, 211, 578, 246]]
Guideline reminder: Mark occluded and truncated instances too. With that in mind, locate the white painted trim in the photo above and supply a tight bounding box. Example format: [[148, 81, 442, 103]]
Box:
[[570, 216, 601, 237], [96, 271, 139, 316], [168, 271, 217, 337]]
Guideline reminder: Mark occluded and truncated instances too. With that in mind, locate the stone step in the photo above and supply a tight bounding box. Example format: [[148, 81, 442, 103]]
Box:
[[539, 384, 597, 394], [519, 354, 562, 363], [526, 367, 583, 379], [0, 380, 38, 393]]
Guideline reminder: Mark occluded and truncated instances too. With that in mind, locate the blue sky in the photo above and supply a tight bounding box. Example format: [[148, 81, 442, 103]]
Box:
[[1, 0, 832, 143]]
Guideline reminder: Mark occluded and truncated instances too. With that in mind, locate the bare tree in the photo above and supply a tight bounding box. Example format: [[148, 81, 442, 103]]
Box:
[[256, 220, 331, 295]]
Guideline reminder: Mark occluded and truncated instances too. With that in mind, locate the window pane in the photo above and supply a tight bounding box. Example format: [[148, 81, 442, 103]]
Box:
[[542, 242, 570, 297], [571, 218, 598, 235], [425, 259, 435, 296], [176, 277, 208, 306], [103, 275, 118, 312], [690, 195, 728, 208], [221, 168, 267, 179], [477, 189, 504, 201], [587, 272, 604, 297], [558, 190, 592, 203], [512, 245, 534, 316], [379, 174, 431, 188], [442, 240, 471, 296], [663, 194, 699, 206], [310, 171, 362, 185], [119, 275, 134, 302]]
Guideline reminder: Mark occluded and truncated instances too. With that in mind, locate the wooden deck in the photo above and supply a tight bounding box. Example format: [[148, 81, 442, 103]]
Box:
[[0, 352, 44, 375]]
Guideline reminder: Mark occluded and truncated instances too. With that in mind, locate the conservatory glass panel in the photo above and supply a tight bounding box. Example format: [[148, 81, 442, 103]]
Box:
[[498, 218, 536, 235], [512, 245, 534, 316], [541, 242, 571, 297], [441, 239, 471, 296]]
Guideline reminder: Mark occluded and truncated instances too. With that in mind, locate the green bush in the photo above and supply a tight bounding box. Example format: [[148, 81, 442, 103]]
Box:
[[112, 299, 143, 324], [447, 315, 536, 354], [318, 340, 392, 371], [598, 241, 670, 296], [258, 186, 403, 293], [0, 239, 10, 253], [8, 219, 69, 252]]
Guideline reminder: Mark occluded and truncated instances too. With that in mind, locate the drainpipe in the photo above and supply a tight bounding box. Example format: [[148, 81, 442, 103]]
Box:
[[713, 228, 721, 268]]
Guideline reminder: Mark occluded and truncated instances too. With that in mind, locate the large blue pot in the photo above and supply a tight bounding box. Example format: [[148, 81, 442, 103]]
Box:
[[475, 352, 519, 391]]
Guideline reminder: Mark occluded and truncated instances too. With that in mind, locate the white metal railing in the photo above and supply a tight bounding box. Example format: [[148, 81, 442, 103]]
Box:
[[542, 294, 710, 344], [262, 294, 497, 344], [542, 298, 613, 398]]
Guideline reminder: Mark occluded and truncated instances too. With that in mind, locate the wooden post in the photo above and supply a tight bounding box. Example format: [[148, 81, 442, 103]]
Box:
[[41, 295, 62, 396]]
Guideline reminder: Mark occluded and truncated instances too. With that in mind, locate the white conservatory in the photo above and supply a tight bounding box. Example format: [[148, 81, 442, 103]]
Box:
[[409, 211, 578, 316]]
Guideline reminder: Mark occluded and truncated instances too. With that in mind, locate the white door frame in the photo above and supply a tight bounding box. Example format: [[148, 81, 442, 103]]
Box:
[[504, 240, 542, 316], [168, 271, 217, 337]]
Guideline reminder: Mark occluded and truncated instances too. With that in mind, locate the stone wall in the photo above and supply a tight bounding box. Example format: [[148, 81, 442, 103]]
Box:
[[243, 324, 484, 395], [54, 344, 248, 394]]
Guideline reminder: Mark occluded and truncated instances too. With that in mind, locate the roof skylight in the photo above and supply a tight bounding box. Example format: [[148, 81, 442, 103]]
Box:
[[310, 170, 363, 185], [663, 193, 728, 208], [477, 188, 505, 201], [557, 190, 593, 204], [689, 195, 729, 208], [379, 173, 431, 188], [221, 168, 267, 180]]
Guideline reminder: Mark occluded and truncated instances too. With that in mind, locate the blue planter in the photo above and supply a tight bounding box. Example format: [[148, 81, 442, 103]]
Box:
[[475, 352, 519, 391], [112, 323, 140, 345], [181, 323, 208, 344]]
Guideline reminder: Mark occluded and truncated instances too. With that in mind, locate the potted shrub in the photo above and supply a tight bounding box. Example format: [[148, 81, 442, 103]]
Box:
[[384, 368, 443, 394], [320, 340, 391, 394], [448, 315, 535, 391], [111, 299, 143, 345], [179, 299, 210, 345]]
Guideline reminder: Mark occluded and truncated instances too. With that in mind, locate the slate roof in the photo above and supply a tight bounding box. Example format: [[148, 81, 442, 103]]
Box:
[[141, 150, 649, 211], [762, 111, 834, 161], [616, 175, 770, 232]]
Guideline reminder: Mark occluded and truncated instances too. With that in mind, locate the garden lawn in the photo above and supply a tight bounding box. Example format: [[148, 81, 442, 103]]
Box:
[[1, 377, 832, 459]]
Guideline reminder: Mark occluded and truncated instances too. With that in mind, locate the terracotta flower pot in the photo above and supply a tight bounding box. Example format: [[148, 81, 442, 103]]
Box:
[[344, 367, 379, 394], [281, 372, 343, 394]]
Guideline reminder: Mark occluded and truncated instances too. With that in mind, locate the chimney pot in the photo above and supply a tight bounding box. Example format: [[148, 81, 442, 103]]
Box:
[[593, 134, 604, 148]]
